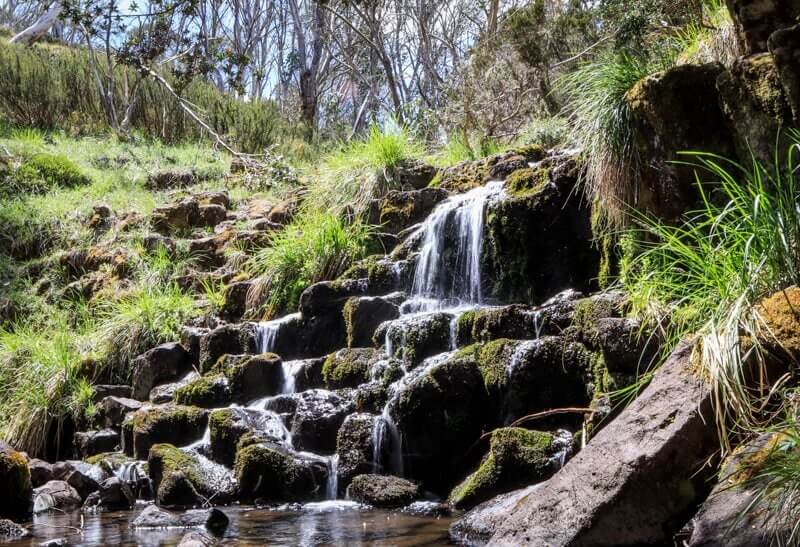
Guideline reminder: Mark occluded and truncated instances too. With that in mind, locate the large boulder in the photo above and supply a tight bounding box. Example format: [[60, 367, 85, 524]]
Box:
[[455, 305, 543, 346], [32, 481, 81, 514], [126, 405, 208, 459], [725, 0, 800, 53], [82, 477, 135, 511], [234, 443, 327, 502], [290, 390, 354, 454], [213, 353, 284, 402], [624, 63, 735, 223], [198, 324, 258, 372], [208, 408, 291, 467], [346, 474, 422, 508], [383, 312, 453, 368], [455, 342, 718, 546], [343, 296, 400, 348], [367, 187, 449, 235], [28, 459, 54, 488], [74, 429, 119, 459], [322, 348, 377, 389], [131, 343, 191, 400], [57, 461, 108, 500], [148, 444, 235, 507], [482, 157, 598, 303], [174, 374, 232, 408], [336, 413, 379, 492], [390, 354, 489, 491], [101, 396, 143, 428], [0, 443, 32, 518], [448, 428, 570, 510]]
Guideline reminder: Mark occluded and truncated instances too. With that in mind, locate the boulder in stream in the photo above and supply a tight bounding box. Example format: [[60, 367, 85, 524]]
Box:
[[336, 413, 379, 491], [346, 474, 422, 508], [126, 405, 208, 459], [33, 481, 82, 514], [132, 504, 229, 533], [148, 443, 236, 507], [234, 443, 328, 502]]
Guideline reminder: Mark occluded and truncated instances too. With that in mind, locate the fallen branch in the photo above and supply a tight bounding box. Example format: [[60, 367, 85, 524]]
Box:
[[478, 407, 595, 442]]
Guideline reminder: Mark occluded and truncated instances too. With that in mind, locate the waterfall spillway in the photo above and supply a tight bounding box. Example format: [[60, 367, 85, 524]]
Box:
[[256, 312, 301, 354], [406, 180, 505, 312]]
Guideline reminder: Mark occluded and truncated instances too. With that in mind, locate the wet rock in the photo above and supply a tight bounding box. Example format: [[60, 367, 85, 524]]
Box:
[[384, 312, 452, 368], [234, 443, 327, 502], [101, 396, 143, 428], [401, 501, 451, 518], [178, 531, 218, 547], [74, 429, 119, 459], [483, 155, 597, 303], [220, 280, 253, 320], [488, 154, 528, 181], [339, 256, 403, 296], [181, 327, 207, 365], [368, 188, 449, 235], [39, 539, 67, 547], [60, 461, 108, 500], [174, 374, 231, 408], [390, 354, 489, 490], [589, 317, 660, 375], [343, 296, 400, 348], [148, 444, 235, 507], [322, 348, 377, 389], [336, 413, 379, 491], [214, 353, 284, 402], [0, 519, 28, 538], [292, 357, 326, 392], [92, 385, 132, 402], [449, 428, 569, 510], [470, 342, 718, 546], [82, 477, 135, 511], [0, 443, 32, 518], [299, 279, 369, 318], [131, 343, 192, 400], [770, 23, 800, 123], [198, 323, 258, 372], [28, 459, 54, 488], [132, 504, 229, 532], [346, 474, 422, 508], [127, 405, 208, 459], [209, 408, 292, 467], [450, 485, 537, 546], [290, 390, 354, 454], [455, 305, 542, 346], [625, 63, 735, 223], [33, 481, 81, 514], [85, 453, 151, 500], [149, 372, 199, 404]]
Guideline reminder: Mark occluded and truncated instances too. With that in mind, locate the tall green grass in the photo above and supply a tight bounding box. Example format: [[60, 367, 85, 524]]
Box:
[[247, 210, 374, 318], [624, 133, 800, 443]]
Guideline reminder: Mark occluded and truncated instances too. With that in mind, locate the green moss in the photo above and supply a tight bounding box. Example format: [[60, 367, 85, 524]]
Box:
[[455, 339, 515, 392], [0, 446, 32, 504], [131, 405, 207, 434], [427, 171, 443, 187], [340, 255, 395, 290], [448, 427, 556, 509], [174, 374, 230, 407], [389, 313, 451, 366], [11, 152, 91, 193], [505, 167, 549, 197], [322, 348, 374, 389], [234, 443, 316, 501], [510, 144, 546, 162]]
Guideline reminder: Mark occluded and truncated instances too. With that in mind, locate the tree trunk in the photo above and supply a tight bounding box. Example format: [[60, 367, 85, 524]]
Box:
[[10, 2, 61, 44]]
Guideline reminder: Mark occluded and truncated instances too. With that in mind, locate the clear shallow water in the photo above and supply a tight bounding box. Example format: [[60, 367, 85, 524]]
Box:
[[4, 504, 456, 546]]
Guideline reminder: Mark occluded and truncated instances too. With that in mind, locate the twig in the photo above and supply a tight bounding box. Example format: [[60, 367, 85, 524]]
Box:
[[478, 407, 594, 442]]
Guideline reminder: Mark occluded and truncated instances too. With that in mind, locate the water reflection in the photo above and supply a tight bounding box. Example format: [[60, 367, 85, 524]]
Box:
[[4, 504, 456, 546]]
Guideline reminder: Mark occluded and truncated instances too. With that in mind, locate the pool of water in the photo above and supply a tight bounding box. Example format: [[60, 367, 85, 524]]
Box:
[[4, 502, 457, 546]]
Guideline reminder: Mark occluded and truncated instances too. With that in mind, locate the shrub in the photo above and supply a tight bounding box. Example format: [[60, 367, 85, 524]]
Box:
[[247, 210, 374, 317], [10, 152, 91, 193]]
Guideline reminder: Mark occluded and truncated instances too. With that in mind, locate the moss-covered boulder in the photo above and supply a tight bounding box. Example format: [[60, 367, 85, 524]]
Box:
[[148, 444, 235, 507], [322, 348, 377, 389], [0, 443, 31, 518], [234, 444, 326, 502], [456, 305, 542, 346], [346, 474, 422, 508], [383, 312, 452, 368], [128, 405, 208, 459], [212, 352, 284, 402], [483, 155, 598, 304], [198, 323, 258, 373], [337, 256, 401, 297], [208, 407, 291, 467], [343, 296, 400, 348], [448, 428, 567, 510], [390, 355, 489, 491], [368, 188, 449, 235], [174, 374, 231, 408], [336, 413, 379, 492], [434, 147, 545, 193]]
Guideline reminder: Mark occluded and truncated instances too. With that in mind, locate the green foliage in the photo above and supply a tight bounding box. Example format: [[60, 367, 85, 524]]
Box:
[[10, 152, 91, 194], [515, 117, 569, 150], [435, 135, 502, 166], [248, 210, 374, 317], [559, 49, 678, 227], [306, 124, 424, 215], [672, 0, 741, 66], [624, 135, 800, 439], [0, 40, 297, 153]]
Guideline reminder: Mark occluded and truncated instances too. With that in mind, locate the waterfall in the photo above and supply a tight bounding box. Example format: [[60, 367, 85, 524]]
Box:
[[256, 312, 300, 354], [280, 360, 305, 394], [409, 180, 504, 310], [326, 455, 339, 499]]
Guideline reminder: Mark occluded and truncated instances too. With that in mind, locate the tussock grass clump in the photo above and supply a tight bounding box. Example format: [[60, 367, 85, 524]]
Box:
[[625, 134, 800, 442], [673, 0, 742, 67], [10, 152, 92, 193], [247, 210, 374, 318], [559, 49, 677, 228], [306, 124, 424, 215]]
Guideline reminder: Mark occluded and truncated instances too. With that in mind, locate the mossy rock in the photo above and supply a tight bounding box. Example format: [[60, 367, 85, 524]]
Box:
[[347, 474, 422, 508], [385, 312, 452, 368], [0, 443, 32, 518], [343, 296, 399, 348], [11, 153, 91, 194], [174, 374, 231, 408], [212, 353, 283, 402], [130, 405, 208, 459], [339, 255, 397, 294], [322, 348, 376, 389], [454, 339, 517, 394], [234, 443, 325, 502], [448, 427, 561, 509], [148, 443, 234, 507], [756, 286, 800, 362], [505, 167, 550, 197], [456, 305, 539, 346]]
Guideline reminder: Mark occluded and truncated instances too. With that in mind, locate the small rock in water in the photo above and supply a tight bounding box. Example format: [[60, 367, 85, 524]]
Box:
[[346, 474, 422, 508], [39, 539, 68, 547], [177, 530, 218, 547], [132, 505, 229, 534], [400, 501, 451, 518], [0, 519, 29, 538]]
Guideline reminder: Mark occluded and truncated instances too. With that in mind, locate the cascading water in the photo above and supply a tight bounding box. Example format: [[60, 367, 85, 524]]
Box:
[[256, 312, 301, 354]]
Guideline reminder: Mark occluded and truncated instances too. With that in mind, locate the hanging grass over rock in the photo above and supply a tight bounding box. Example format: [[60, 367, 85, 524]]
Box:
[[247, 210, 374, 318]]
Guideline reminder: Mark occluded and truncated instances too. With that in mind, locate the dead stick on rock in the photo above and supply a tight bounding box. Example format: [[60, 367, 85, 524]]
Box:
[[478, 407, 594, 442]]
